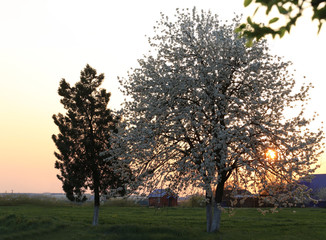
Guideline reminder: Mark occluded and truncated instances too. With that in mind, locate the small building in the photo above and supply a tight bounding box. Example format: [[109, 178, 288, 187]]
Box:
[[148, 189, 178, 207]]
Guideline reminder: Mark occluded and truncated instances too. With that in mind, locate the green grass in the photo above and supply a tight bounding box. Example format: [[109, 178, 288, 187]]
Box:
[[1, 199, 326, 240]]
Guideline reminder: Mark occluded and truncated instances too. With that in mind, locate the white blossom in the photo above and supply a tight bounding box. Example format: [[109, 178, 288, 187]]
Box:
[[117, 8, 324, 232]]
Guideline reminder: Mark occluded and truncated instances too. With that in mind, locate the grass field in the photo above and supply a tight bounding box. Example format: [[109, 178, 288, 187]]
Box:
[[1, 197, 326, 240]]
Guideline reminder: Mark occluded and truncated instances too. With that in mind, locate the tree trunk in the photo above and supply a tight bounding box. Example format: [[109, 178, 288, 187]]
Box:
[[206, 179, 225, 232], [206, 199, 212, 232], [92, 173, 100, 226], [92, 204, 99, 226], [210, 203, 222, 232], [211, 179, 225, 232]]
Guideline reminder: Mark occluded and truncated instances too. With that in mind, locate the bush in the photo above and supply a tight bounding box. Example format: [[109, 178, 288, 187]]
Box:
[[0, 194, 69, 207], [179, 194, 205, 208], [315, 188, 326, 201]]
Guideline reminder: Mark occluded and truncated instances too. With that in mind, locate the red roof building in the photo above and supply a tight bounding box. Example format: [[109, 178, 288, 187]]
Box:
[[148, 189, 178, 207]]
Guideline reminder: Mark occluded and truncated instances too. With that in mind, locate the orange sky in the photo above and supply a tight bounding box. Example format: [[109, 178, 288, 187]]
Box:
[[0, 0, 325, 193]]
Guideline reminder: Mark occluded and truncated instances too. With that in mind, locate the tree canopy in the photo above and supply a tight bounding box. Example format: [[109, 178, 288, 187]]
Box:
[[52, 64, 130, 225], [119, 8, 324, 232], [238, 0, 326, 45]]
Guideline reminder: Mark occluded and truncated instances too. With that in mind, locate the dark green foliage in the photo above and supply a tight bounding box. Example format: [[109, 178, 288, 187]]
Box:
[[52, 65, 129, 207], [238, 0, 326, 44]]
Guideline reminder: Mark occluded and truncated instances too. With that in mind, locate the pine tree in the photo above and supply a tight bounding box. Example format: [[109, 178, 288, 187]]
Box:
[[52, 64, 129, 225]]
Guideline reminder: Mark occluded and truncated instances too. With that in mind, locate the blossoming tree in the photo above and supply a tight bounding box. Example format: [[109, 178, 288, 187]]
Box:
[[119, 8, 324, 232]]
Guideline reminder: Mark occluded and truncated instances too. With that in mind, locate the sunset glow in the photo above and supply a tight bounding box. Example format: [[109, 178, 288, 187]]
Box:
[[0, 0, 325, 193], [266, 149, 277, 161]]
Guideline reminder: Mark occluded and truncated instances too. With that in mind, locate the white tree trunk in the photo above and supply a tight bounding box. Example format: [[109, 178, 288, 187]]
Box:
[[92, 205, 99, 226], [210, 203, 222, 232], [206, 202, 212, 232], [206, 202, 222, 232]]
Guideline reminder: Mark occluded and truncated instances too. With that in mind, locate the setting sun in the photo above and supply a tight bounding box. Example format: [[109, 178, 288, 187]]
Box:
[[266, 149, 277, 160]]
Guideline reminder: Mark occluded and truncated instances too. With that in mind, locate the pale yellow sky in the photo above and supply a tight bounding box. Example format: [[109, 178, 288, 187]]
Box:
[[0, 0, 325, 193]]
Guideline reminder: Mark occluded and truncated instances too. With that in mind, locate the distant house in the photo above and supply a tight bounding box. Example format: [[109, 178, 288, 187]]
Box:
[[148, 189, 178, 207]]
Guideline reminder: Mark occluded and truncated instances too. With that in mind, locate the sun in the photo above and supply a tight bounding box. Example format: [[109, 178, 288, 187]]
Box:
[[266, 149, 277, 160]]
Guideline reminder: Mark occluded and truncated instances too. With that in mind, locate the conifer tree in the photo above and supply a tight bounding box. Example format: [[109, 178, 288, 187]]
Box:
[[52, 64, 129, 225]]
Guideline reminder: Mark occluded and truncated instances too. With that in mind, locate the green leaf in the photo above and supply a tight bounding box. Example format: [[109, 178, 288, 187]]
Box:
[[285, 22, 292, 32], [245, 37, 254, 47], [239, 23, 247, 29], [235, 23, 247, 35], [265, 0, 276, 14], [316, 6, 326, 20], [256, 0, 270, 7], [244, 0, 253, 7], [253, 6, 259, 16], [247, 16, 253, 25], [278, 6, 289, 14], [235, 27, 242, 33], [269, 17, 279, 24], [318, 22, 323, 34], [279, 27, 286, 38], [311, 0, 325, 8]]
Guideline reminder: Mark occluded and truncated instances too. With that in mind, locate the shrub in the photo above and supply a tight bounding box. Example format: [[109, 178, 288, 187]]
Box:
[[0, 194, 68, 206], [179, 194, 205, 208]]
